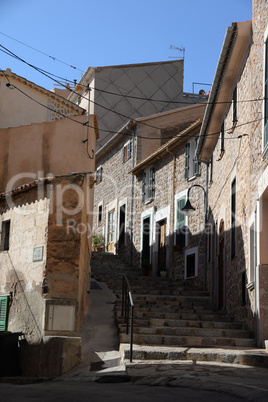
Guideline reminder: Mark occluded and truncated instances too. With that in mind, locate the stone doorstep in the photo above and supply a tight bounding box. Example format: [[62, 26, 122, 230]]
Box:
[[120, 344, 268, 368]]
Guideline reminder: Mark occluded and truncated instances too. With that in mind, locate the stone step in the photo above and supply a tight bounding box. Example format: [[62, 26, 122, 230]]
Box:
[[117, 317, 244, 330], [119, 333, 255, 348], [118, 323, 251, 339], [130, 310, 237, 322], [120, 345, 268, 368]]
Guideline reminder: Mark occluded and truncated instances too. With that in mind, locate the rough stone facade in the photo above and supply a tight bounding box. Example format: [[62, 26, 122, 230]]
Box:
[[200, 0, 268, 346], [0, 174, 92, 375], [132, 124, 207, 286], [93, 105, 206, 275]]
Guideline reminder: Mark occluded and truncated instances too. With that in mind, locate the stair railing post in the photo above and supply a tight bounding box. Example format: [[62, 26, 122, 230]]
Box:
[[121, 277, 125, 317], [126, 294, 130, 334]]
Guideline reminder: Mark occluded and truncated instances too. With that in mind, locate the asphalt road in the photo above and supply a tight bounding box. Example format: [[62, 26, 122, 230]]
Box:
[[0, 380, 245, 402]]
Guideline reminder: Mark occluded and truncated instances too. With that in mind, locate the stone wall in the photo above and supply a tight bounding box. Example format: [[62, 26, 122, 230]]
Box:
[[132, 127, 207, 286], [93, 136, 134, 263]]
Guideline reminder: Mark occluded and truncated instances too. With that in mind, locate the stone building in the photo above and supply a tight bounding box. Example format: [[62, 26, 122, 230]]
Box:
[[0, 68, 85, 129], [0, 71, 97, 374], [93, 103, 207, 283], [130, 118, 207, 286], [0, 174, 92, 376], [197, 0, 268, 347]]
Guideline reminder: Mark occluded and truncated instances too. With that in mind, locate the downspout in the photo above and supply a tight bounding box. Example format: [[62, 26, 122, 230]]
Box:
[[204, 163, 209, 290], [165, 147, 176, 277], [130, 127, 136, 266]]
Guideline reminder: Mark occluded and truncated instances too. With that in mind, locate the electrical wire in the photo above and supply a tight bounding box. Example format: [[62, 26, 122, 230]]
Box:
[[1, 42, 266, 107], [1, 45, 266, 141], [0, 31, 84, 72], [2, 78, 266, 142]]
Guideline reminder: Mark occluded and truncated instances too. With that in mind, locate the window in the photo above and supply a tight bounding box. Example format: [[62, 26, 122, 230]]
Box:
[[209, 155, 213, 183], [142, 167, 154, 204], [232, 86, 238, 126], [231, 178, 236, 259], [0, 296, 8, 331], [175, 196, 187, 247], [119, 204, 126, 247], [122, 141, 131, 163], [185, 137, 198, 180], [220, 122, 225, 155], [95, 167, 103, 184], [1, 220, 10, 251], [185, 247, 198, 279], [264, 32, 268, 150], [98, 205, 103, 225]]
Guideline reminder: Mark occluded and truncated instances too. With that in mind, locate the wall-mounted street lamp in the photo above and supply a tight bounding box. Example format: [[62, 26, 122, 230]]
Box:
[[181, 184, 207, 290]]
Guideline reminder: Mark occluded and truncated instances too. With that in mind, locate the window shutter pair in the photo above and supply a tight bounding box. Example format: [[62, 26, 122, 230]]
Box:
[[0, 296, 8, 331], [142, 167, 154, 203], [185, 138, 198, 179], [122, 142, 131, 163]]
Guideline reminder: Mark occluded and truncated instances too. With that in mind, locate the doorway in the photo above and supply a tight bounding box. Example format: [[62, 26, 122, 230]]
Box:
[[157, 219, 167, 272], [218, 219, 225, 309], [119, 204, 126, 248], [142, 216, 151, 263], [107, 209, 115, 252]]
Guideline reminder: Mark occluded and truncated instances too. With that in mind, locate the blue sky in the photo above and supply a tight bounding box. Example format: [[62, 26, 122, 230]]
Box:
[[1, 0, 252, 93]]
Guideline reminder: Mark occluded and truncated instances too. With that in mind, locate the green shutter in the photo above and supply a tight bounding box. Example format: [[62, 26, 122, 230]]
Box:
[[127, 142, 131, 159], [149, 167, 154, 200], [185, 143, 190, 180], [142, 172, 146, 203], [176, 197, 186, 247], [0, 296, 8, 331], [194, 137, 199, 176]]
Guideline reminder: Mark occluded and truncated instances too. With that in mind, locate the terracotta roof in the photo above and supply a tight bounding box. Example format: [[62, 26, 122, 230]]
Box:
[[0, 171, 93, 199], [129, 119, 202, 175]]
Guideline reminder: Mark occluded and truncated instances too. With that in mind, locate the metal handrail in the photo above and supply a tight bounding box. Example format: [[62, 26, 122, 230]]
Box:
[[121, 274, 134, 362]]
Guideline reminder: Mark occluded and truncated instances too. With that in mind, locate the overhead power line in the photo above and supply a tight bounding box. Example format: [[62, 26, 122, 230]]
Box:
[[0, 45, 266, 142], [0, 31, 84, 73]]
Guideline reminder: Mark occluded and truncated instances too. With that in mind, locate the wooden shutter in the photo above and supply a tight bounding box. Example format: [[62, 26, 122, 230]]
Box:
[[265, 38, 268, 148], [127, 142, 131, 159], [233, 86, 237, 123], [0, 296, 8, 331], [149, 167, 154, 200], [231, 178, 236, 258], [142, 172, 146, 203], [176, 197, 186, 246], [185, 143, 190, 180], [194, 137, 199, 176]]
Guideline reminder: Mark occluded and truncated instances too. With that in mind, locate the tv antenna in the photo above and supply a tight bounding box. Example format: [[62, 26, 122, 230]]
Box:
[[169, 45, 185, 60]]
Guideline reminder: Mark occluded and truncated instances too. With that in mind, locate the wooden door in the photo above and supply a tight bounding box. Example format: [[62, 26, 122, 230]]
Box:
[[107, 209, 115, 252], [158, 220, 167, 271], [218, 220, 225, 310]]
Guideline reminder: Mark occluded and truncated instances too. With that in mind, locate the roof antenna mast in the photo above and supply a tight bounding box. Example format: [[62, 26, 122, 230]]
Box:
[[169, 45, 185, 60]]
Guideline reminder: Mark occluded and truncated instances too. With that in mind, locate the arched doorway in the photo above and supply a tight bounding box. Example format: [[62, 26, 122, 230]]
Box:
[[218, 219, 225, 310]]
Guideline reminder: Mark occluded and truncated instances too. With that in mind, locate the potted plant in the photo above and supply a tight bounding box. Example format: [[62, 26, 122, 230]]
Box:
[[141, 259, 151, 276], [92, 234, 104, 252], [159, 262, 167, 278]]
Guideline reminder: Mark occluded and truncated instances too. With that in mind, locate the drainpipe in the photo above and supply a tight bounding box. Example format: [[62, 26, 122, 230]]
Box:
[[165, 147, 176, 277], [204, 163, 209, 290], [130, 127, 136, 266]]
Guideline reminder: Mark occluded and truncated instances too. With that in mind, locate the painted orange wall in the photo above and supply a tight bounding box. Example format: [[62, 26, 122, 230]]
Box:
[[0, 115, 96, 192]]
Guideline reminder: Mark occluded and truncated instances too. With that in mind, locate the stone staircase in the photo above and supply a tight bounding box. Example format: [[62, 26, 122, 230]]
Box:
[[91, 252, 255, 351]]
